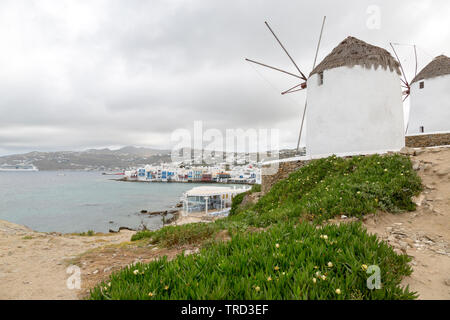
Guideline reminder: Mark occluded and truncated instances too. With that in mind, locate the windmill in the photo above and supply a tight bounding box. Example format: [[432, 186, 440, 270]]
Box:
[[245, 16, 327, 153], [389, 42, 419, 133]]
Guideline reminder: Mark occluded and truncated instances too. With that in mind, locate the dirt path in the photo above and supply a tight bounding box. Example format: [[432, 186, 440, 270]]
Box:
[[363, 146, 450, 300], [0, 221, 133, 300]]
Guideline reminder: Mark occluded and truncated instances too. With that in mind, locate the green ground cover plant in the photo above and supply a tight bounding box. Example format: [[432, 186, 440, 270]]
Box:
[[91, 154, 422, 300], [131, 154, 421, 246], [91, 222, 415, 300]]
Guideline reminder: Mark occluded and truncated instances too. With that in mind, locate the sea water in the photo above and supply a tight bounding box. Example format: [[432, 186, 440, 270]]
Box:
[[0, 171, 231, 233]]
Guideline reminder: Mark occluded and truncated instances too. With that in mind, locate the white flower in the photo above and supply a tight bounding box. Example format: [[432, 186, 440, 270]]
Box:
[[327, 262, 333, 268], [133, 269, 139, 275], [335, 288, 341, 294]]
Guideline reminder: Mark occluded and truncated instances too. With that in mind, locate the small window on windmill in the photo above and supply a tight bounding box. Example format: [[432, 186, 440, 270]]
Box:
[[420, 126, 424, 133], [419, 81, 424, 89], [318, 72, 324, 86]]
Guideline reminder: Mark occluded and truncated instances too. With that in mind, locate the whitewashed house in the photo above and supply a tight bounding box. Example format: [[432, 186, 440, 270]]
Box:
[[407, 55, 450, 135], [306, 36, 405, 158]]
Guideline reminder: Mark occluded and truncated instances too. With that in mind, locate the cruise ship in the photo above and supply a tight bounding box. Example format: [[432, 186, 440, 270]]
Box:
[[0, 164, 39, 172]]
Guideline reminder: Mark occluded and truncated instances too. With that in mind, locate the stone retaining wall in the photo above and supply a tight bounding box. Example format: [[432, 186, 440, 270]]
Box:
[[261, 134, 450, 195], [261, 160, 309, 194], [406, 133, 450, 148]]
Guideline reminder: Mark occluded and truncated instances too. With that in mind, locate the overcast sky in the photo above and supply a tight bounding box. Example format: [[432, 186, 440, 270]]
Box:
[[0, 0, 449, 155]]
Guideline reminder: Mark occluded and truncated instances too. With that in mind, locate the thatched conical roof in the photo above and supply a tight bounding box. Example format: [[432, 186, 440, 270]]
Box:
[[411, 55, 450, 84], [310, 36, 401, 77]]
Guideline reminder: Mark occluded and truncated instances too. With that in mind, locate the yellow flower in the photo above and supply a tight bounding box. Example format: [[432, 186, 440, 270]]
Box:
[[255, 286, 261, 292], [361, 264, 368, 271], [148, 292, 154, 297], [164, 285, 169, 290], [267, 277, 272, 281], [312, 278, 317, 284], [384, 169, 388, 172], [335, 288, 341, 295], [327, 262, 333, 268], [274, 266, 280, 271]]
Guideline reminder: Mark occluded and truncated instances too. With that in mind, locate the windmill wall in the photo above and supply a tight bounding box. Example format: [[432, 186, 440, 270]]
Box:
[[305, 65, 405, 158], [407, 75, 450, 135]]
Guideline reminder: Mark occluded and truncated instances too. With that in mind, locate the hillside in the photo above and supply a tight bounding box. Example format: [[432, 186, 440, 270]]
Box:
[[2, 148, 447, 300], [0, 146, 171, 171], [0, 146, 303, 171], [90, 153, 424, 300]]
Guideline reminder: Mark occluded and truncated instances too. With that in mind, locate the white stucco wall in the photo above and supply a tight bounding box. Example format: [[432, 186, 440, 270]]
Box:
[[306, 65, 405, 158], [407, 74, 450, 135]]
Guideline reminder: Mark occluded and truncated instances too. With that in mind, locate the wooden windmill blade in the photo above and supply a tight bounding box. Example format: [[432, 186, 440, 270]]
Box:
[[296, 16, 327, 152], [414, 45, 418, 78], [245, 16, 326, 153], [264, 21, 307, 81], [281, 82, 307, 95], [245, 21, 308, 95], [405, 44, 418, 134], [390, 43, 411, 99], [389, 42, 419, 134], [244, 58, 304, 79]]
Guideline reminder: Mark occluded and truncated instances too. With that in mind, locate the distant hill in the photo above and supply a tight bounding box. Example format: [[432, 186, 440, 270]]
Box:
[[0, 146, 305, 171], [0, 146, 172, 171]]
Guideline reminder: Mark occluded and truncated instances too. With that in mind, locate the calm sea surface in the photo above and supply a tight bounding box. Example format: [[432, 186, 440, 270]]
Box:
[[0, 171, 228, 233]]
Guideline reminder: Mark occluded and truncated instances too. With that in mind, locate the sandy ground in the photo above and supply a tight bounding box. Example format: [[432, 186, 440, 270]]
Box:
[[0, 222, 133, 300], [0, 146, 448, 300], [363, 146, 450, 299], [170, 210, 226, 226]]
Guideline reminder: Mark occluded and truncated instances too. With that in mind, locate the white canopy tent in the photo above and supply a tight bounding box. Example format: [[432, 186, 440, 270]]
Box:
[[182, 186, 250, 215]]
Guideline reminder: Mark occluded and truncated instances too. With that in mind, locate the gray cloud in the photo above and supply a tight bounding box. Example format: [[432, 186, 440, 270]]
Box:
[[0, 0, 449, 155]]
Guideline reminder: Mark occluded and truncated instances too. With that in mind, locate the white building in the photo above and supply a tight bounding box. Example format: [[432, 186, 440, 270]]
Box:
[[407, 55, 450, 135], [181, 186, 250, 216], [306, 36, 405, 158]]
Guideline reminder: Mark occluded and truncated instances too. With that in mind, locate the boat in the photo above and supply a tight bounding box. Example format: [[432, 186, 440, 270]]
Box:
[[0, 164, 39, 172], [102, 172, 125, 176]]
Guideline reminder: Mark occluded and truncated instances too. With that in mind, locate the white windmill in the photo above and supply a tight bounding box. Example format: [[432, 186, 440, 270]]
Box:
[[247, 22, 407, 158], [245, 17, 327, 154]]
